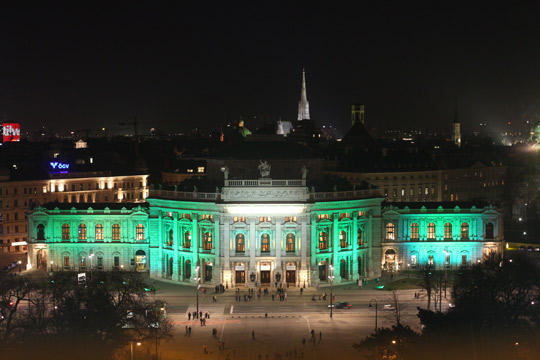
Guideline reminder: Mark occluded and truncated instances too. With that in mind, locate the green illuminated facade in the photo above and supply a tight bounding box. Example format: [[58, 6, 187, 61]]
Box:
[[28, 181, 504, 287]]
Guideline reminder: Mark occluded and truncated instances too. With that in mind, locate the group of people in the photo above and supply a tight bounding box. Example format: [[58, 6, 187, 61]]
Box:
[[187, 310, 211, 321], [214, 283, 226, 293]]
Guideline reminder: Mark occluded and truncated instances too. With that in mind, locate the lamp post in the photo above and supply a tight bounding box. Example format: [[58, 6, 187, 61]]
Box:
[[49, 261, 53, 272], [195, 265, 201, 319], [89, 253, 94, 280], [130, 340, 142, 360], [369, 299, 378, 333], [407, 263, 410, 279], [18, 260, 22, 273], [328, 264, 335, 319]]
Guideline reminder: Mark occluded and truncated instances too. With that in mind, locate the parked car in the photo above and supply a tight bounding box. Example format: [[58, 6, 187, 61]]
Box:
[[383, 304, 396, 311], [328, 302, 352, 309], [528, 246, 534, 252]]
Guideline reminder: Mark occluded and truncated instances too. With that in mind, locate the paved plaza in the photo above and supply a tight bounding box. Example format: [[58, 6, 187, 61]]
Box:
[[132, 278, 447, 360]]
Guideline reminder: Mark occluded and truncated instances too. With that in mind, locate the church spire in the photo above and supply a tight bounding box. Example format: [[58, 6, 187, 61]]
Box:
[[297, 68, 310, 121], [452, 101, 461, 147]]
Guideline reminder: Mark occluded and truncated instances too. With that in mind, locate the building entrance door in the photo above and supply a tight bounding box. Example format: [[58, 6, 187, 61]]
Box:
[[260, 270, 271, 284], [286, 270, 296, 284], [235, 270, 245, 284]]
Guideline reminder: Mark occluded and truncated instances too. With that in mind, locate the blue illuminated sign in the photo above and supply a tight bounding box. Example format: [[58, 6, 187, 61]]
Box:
[[49, 161, 70, 173]]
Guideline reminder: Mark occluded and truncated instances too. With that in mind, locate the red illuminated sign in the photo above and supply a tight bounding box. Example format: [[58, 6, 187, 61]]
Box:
[[3, 123, 21, 142]]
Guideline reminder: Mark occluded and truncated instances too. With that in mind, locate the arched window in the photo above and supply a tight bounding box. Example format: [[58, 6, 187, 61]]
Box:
[[386, 223, 395, 240], [410, 223, 419, 240], [37, 224, 45, 240], [78, 224, 87, 241], [444, 222, 452, 240], [95, 224, 104, 241], [261, 233, 270, 253], [184, 231, 191, 248], [357, 228, 364, 246], [286, 233, 295, 252], [203, 232, 212, 250], [427, 223, 436, 240], [461, 223, 469, 240], [319, 231, 329, 250], [339, 230, 348, 248], [236, 233, 245, 253], [62, 224, 70, 241], [485, 222, 494, 239], [167, 229, 173, 247], [112, 224, 121, 241], [136, 224, 145, 240]]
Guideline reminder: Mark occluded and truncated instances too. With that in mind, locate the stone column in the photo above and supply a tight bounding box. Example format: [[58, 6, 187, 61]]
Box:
[[367, 213, 374, 277], [332, 212, 340, 282], [249, 217, 256, 286], [352, 211, 358, 281], [275, 217, 282, 281], [300, 218, 308, 287], [213, 214, 220, 284], [173, 213, 179, 281], [158, 211, 163, 278], [310, 213, 317, 286], [191, 213, 198, 282]]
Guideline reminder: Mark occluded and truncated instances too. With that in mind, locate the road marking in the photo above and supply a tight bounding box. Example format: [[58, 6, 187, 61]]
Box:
[[230, 305, 234, 314], [306, 316, 311, 333]]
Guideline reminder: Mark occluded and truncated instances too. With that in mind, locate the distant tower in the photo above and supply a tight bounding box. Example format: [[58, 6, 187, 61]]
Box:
[[297, 68, 310, 121], [351, 104, 365, 126], [452, 102, 461, 147]]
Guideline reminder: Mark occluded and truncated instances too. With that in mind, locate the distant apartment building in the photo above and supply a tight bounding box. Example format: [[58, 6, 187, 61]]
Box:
[[328, 160, 506, 204]]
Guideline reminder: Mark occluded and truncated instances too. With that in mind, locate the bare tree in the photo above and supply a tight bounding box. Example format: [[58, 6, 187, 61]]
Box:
[[418, 263, 435, 310]]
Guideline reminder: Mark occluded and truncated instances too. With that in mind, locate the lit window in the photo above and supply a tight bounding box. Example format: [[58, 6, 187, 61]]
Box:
[[461, 223, 469, 240], [261, 233, 270, 253], [62, 224, 70, 240], [410, 223, 419, 240], [235, 233, 245, 253], [184, 231, 191, 248], [112, 224, 121, 241], [286, 233, 295, 252], [197, 167, 205, 173], [401, 188, 405, 196], [386, 223, 395, 240], [187, 169, 193, 173], [78, 224, 87, 241], [339, 230, 347, 248], [427, 223, 436, 240], [444, 223, 452, 239], [319, 231, 329, 250], [95, 224, 104, 240], [204, 232, 212, 250]]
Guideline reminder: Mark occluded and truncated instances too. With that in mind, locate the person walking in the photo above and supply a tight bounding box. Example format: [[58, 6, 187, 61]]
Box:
[[188, 326, 192, 336], [319, 331, 322, 343], [185, 326, 188, 336], [188, 312, 191, 320], [310, 330, 315, 340], [302, 338, 306, 347], [252, 330, 256, 340]]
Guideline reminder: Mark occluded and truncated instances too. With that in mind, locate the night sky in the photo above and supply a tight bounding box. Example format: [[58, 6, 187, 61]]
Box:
[[2, 2, 540, 136]]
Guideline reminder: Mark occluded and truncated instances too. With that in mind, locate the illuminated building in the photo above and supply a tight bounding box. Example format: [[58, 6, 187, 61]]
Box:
[[381, 202, 503, 271], [28, 175, 504, 286], [0, 161, 148, 253]]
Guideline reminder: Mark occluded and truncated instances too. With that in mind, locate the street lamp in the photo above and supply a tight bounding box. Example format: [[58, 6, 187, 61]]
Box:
[[49, 261, 53, 272], [407, 263, 410, 279], [18, 260, 22, 273], [130, 340, 142, 360], [328, 264, 335, 318], [195, 265, 201, 319], [89, 253, 94, 280], [369, 299, 378, 333]]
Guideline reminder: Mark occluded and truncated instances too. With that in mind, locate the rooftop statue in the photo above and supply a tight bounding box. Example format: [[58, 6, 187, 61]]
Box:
[[258, 160, 271, 178]]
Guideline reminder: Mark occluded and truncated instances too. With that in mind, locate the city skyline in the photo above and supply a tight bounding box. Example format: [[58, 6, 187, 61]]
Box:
[[2, 3, 540, 136]]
